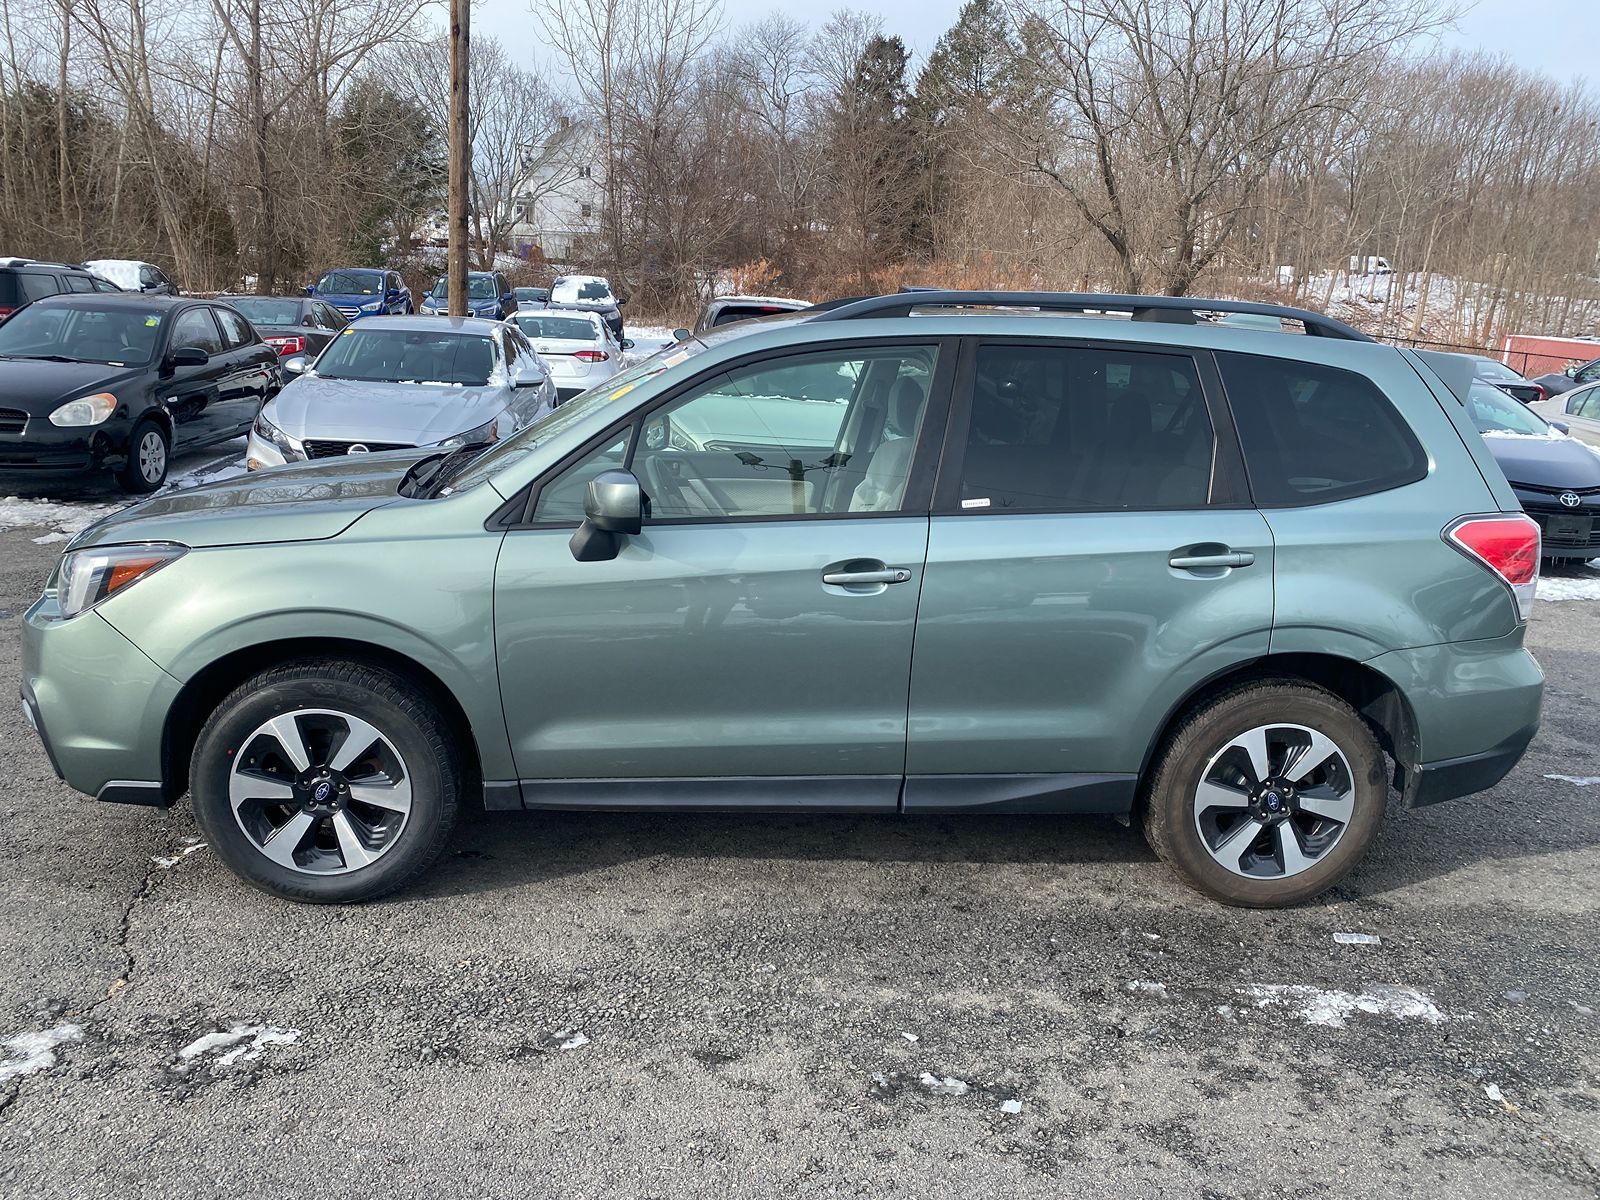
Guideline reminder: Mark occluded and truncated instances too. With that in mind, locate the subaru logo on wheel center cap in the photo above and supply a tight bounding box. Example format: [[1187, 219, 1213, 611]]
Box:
[[1560, 491, 1582, 508], [312, 781, 333, 803], [1263, 791, 1283, 812]]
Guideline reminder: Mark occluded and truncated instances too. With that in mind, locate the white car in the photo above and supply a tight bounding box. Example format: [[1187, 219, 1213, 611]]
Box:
[[83, 259, 179, 295], [1532, 380, 1600, 449], [508, 308, 626, 402]]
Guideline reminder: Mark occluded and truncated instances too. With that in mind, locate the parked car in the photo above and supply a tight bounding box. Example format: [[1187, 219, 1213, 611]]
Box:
[[218, 295, 348, 362], [244, 315, 553, 470], [1348, 255, 1393, 275], [508, 309, 627, 401], [0, 293, 279, 491], [1468, 381, 1600, 561], [84, 259, 179, 296], [0, 257, 121, 318], [514, 286, 550, 308], [419, 271, 517, 321], [1469, 355, 1545, 405], [550, 274, 625, 339], [1532, 379, 1600, 448], [22, 291, 1542, 908], [1531, 356, 1600, 399], [692, 295, 811, 335], [306, 268, 412, 321]]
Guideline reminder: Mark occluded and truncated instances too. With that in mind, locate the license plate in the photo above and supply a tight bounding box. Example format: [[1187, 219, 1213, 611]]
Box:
[[1547, 513, 1591, 539]]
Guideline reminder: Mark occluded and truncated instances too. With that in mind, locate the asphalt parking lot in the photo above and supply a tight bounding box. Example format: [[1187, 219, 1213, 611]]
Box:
[[0, 489, 1596, 1198]]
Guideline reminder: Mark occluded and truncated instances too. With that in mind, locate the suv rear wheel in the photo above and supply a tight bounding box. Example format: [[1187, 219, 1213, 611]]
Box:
[[1143, 681, 1386, 907], [191, 661, 460, 903]]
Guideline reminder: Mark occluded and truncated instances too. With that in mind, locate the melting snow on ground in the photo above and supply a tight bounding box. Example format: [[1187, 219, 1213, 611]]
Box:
[[918, 1072, 970, 1096], [0, 1023, 83, 1084], [177, 1022, 300, 1068], [1237, 984, 1453, 1028], [1545, 774, 1600, 786], [1537, 574, 1600, 602]]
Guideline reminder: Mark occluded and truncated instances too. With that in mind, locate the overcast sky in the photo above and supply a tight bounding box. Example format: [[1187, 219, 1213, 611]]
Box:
[[473, 0, 1593, 86]]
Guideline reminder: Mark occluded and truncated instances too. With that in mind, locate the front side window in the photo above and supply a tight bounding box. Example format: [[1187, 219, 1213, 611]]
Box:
[[1218, 352, 1427, 506], [170, 307, 225, 355], [955, 343, 1214, 511], [623, 345, 937, 520], [533, 433, 631, 521]]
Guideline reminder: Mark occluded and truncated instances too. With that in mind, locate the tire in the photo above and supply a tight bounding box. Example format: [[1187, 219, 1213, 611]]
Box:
[[1142, 680, 1386, 907], [117, 418, 170, 493], [190, 661, 461, 903]]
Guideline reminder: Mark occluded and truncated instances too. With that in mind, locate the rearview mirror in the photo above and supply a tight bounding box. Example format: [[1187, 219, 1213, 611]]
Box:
[[570, 469, 643, 562], [167, 345, 210, 369]]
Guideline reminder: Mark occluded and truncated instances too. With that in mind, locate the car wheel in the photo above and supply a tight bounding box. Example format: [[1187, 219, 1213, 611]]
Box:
[[190, 661, 461, 903], [117, 418, 170, 493], [1142, 680, 1386, 907]]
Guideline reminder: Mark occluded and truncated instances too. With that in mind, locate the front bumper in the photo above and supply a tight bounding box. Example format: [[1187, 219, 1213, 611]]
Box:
[[1516, 489, 1600, 559], [0, 420, 129, 478], [22, 595, 181, 804]]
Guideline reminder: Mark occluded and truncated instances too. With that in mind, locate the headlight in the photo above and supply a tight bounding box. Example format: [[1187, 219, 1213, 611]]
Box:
[[49, 393, 117, 427], [252, 411, 305, 460], [438, 417, 500, 450], [57, 543, 186, 619], [361, 299, 383, 312]]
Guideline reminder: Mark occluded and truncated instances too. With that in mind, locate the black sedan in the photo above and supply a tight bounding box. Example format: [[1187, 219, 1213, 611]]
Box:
[[1532, 356, 1600, 399], [216, 294, 348, 366], [1471, 355, 1546, 405], [0, 294, 279, 492], [1468, 381, 1600, 561]]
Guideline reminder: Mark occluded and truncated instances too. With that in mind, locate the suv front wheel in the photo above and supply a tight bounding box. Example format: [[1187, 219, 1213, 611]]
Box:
[[1143, 681, 1386, 907], [191, 661, 461, 903]]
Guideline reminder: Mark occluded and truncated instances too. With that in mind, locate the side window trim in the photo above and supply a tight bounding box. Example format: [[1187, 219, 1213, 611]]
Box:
[[930, 336, 1239, 515], [496, 336, 961, 530]]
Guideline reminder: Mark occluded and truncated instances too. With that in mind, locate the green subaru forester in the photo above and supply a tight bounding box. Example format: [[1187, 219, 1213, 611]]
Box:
[[21, 292, 1544, 906]]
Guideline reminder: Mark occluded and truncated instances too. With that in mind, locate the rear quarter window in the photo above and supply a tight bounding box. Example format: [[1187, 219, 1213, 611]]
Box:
[[1218, 352, 1427, 506]]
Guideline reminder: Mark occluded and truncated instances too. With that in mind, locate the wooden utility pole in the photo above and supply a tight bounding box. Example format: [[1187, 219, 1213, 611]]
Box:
[[447, 0, 470, 316]]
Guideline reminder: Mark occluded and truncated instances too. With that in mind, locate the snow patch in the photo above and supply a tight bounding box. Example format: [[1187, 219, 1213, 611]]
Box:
[[1537, 577, 1600, 602], [918, 1072, 970, 1096], [1127, 980, 1169, 996], [1545, 774, 1600, 786], [152, 842, 207, 869], [999, 1098, 1023, 1115], [1333, 932, 1382, 946], [0, 496, 120, 536], [557, 1030, 590, 1051], [1238, 984, 1453, 1028], [177, 1022, 300, 1068], [0, 1023, 83, 1084]]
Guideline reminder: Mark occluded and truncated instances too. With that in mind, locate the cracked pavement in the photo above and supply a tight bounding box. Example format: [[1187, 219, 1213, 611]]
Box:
[[0, 523, 1596, 1199]]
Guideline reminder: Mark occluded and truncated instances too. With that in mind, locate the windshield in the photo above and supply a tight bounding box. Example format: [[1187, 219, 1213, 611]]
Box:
[[317, 270, 383, 296], [516, 287, 549, 301], [447, 340, 703, 492], [515, 315, 598, 341], [1474, 358, 1524, 382], [227, 298, 300, 326], [314, 328, 497, 386], [429, 276, 498, 299], [1468, 382, 1553, 437], [0, 303, 162, 366], [552, 278, 614, 305]]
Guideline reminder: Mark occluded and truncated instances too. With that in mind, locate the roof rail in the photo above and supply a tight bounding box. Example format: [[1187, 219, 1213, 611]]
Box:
[[806, 290, 1375, 342]]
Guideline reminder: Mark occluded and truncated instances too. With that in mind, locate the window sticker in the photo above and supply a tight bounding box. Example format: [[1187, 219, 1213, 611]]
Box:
[[145, 315, 160, 327], [961, 497, 991, 509]]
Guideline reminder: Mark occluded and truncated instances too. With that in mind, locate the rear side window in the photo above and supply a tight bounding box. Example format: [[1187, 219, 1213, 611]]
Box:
[[4, 272, 61, 304], [215, 306, 255, 347], [1218, 352, 1427, 506], [65, 274, 96, 293], [954, 343, 1216, 511]]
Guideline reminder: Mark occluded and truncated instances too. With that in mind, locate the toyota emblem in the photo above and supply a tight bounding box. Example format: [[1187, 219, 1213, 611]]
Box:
[[1560, 491, 1582, 508], [347, 444, 370, 455]]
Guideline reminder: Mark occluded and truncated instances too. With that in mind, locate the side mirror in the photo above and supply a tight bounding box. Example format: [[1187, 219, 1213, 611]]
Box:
[[672, 327, 690, 342], [512, 362, 547, 389], [303, 284, 315, 296], [282, 354, 310, 378], [569, 469, 642, 562], [1552, 421, 1570, 435], [167, 345, 210, 369], [617, 296, 629, 306], [620, 338, 635, 350]]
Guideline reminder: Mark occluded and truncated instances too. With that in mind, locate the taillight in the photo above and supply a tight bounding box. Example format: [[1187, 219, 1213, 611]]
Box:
[[0, 307, 12, 319], [573, 349, 610, 363], [1533, 384, 1546, 404], [264, 335, 306, 356], [1447, 514, 1540, 621]]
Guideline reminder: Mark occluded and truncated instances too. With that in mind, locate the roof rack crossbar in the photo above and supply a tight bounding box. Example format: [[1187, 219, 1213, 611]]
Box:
[[807, 290, 1375, 342]]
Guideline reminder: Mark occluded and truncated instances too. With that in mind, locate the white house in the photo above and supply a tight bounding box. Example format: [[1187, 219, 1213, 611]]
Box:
[[508, 118, 604, 263]]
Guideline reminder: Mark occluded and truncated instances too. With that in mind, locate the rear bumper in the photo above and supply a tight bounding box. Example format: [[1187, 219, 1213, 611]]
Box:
[[1410, 722, 1539, 807]]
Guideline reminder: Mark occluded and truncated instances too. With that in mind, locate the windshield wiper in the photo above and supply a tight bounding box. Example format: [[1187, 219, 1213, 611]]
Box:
[[12, 353, 80, 363]]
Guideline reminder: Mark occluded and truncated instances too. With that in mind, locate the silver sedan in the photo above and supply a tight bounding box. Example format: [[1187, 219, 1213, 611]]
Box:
[[246, 315, 555, 469]]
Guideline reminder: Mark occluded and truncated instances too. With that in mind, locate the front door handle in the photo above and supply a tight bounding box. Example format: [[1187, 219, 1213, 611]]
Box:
[[822, 568, 912, 585], [1169, 549, 1255, 570]]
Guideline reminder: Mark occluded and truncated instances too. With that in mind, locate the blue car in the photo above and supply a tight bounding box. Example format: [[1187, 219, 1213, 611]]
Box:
[[419, 270, 517, 321], [305, 268, 412, 321]]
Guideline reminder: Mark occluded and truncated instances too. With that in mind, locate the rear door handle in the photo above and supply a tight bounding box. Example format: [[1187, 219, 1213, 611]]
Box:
[[1169, 550, 1255, 570], [822, 568, 912, 585]]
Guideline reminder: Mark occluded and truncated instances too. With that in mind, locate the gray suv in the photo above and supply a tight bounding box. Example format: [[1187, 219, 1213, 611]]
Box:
[[21, 292, 1543, 907]]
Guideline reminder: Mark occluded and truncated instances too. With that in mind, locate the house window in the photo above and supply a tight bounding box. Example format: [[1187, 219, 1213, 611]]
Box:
[[580, 203, 593, 219], [578, 165, 592, 178]]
